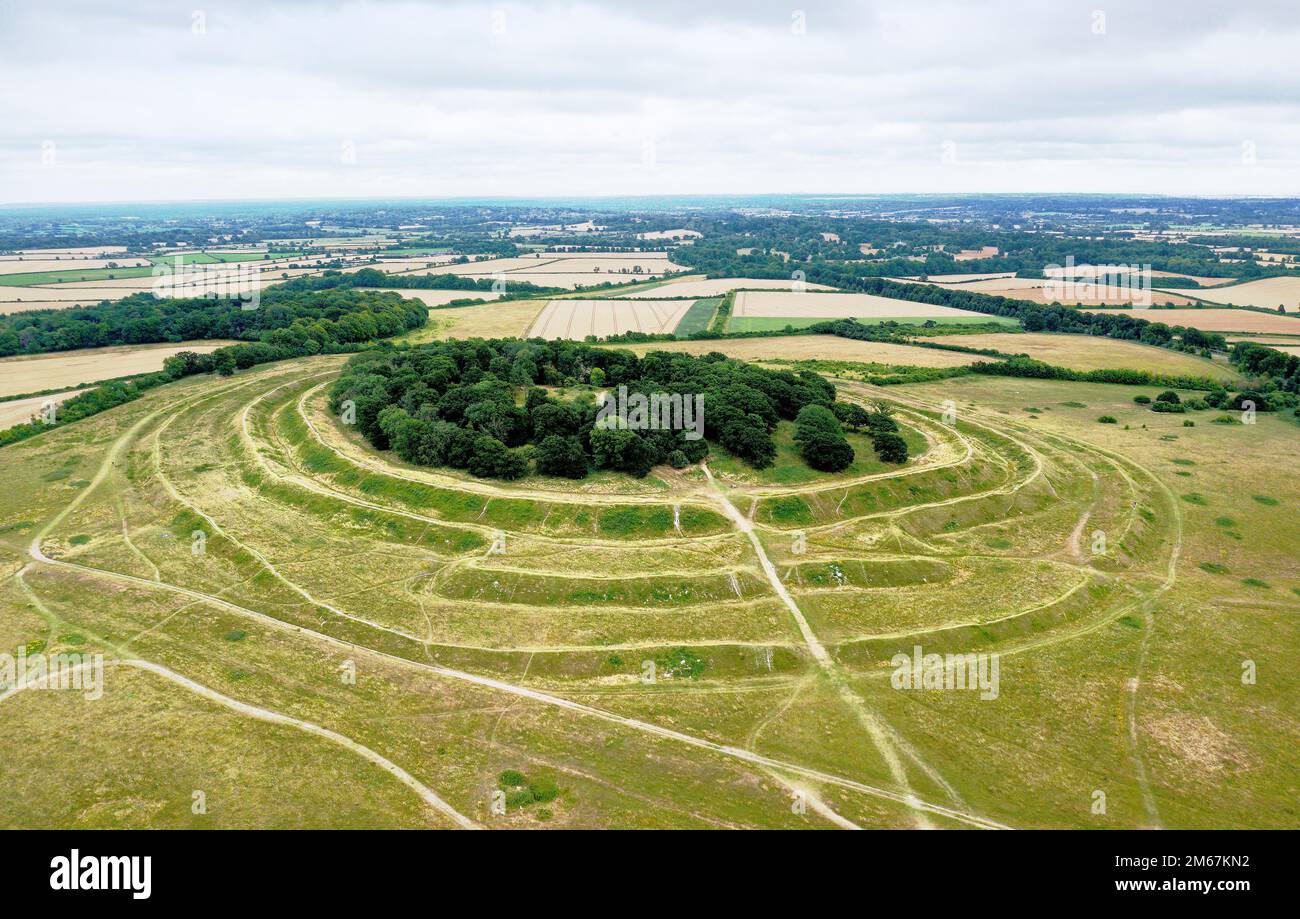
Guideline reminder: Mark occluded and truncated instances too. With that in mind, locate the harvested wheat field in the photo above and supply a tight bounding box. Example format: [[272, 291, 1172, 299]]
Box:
[[346, 257, 461, 275], [396, 298, 547, 343], [1174, 276, 1300, 310], [953, 245, 1000, 260], [732, 290, 1002, 322], [0, 341, 238, 398], [0, 257, 151, 275], [1082, 307, 1300, 334], [926, 332, 1241, 380], [527, 298, 695, 340], [0, 388, 87, 430], [15, 246, 128, 257], [891, 276, 1046, 291], [356, 287, 503, 307], [613, 277, 840, 298], [990, 285, 1196, 306], [604, 334, 978, 367]]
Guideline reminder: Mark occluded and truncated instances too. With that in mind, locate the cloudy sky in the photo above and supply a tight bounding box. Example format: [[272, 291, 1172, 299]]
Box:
[[3, 0, 1299, 203]]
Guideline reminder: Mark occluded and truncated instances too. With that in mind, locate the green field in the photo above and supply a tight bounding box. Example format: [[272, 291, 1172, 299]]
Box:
[[0, 266, 157, 286], [672, 297, 720, 336]]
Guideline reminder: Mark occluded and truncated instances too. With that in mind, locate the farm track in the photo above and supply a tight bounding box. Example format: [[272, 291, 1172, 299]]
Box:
[[11, 354, 1184, 829]]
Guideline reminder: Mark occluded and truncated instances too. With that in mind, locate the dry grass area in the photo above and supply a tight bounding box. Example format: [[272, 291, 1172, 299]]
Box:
[[1083, 307, 1300, 334], [614, 277, 840, 298], [928, 332, 1240, 379], [397, 298, 547, 343], [952, 246, 999, 260], [0, 341, 238, 397], [604, 334, 977, 367], [636, 228, 702, 240], [1176, 276, 1300, 309], [733, 290, 993, 320], [527, 299, 695, 339]]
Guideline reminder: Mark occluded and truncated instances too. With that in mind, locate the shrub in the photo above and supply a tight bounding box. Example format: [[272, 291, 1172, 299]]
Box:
[[1097, 415, 1118, 424], [793, 404, 854, 472], [872, 432, 909, 464], [534, 435, 588, 479], [1156, 390, 1180, 404], [1133, 395, 1151, 405]]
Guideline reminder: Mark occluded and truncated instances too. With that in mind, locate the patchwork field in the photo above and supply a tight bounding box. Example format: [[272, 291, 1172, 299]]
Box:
[[729, 291, 1017, 331], [1171, 276, 1300, 310], [527, 298, 696, 339], [608, 335, 979, 368], [2, 342, 1293, 830], [925, 333, 1242, 380], [0, 341, 239, 399], [892, 276, 1198, 306], [0, 258, 152, 275], [395, 298, 546, 343], [613, 277, 840, 298]]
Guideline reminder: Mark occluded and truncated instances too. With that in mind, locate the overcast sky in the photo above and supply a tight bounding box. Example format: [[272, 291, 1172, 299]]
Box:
[[3, 0, 1299, 204]]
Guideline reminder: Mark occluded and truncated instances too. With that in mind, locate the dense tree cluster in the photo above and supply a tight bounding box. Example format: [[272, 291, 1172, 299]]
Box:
[[328, 339, 864, 480], [1231, 340, 1300, 392], [0, 287, 427, 357]]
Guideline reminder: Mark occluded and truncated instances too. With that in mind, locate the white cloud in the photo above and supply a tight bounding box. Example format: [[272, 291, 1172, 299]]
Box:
[[2, 0, 1298, 202]]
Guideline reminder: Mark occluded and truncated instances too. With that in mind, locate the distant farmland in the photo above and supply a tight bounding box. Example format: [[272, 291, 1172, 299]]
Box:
[[1083, 307, 1300, 334], [728, 290, 1016, 332], [527, 298, 696, 339]]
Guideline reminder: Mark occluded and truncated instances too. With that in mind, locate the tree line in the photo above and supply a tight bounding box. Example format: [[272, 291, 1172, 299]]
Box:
[[0, 287, 427, 357]]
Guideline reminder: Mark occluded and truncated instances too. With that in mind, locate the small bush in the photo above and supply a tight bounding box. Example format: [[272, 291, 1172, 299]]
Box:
[[1097, 415, 1118, 424], [1133, 395, 1151, 405]]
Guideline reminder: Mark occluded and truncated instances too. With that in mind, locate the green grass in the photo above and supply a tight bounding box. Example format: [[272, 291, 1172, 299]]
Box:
[[706, 419, 928, 486], [672, 297, 720, 336]]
